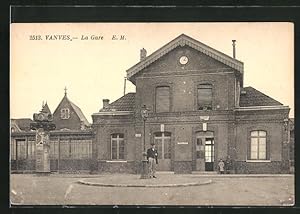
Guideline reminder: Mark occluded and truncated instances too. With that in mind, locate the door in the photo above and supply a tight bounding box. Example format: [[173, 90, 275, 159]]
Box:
[[154, 132, 171, 171], [205, 138, 214, 171]]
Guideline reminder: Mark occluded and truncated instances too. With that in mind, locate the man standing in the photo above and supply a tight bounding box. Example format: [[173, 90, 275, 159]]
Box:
[[147, 143, 158, 178]]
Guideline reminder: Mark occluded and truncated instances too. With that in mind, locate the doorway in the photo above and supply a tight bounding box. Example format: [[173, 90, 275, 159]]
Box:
[[204, 138, 214, 171], [195, 131, 215, 171], [154, 132, 171, 171]]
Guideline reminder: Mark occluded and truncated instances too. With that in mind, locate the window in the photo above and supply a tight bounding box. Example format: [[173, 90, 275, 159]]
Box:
[[250, 131, 267, 160], [61, 108, 70, 119], [10, 140, 16, 160], [16, 139, 26, 160], [154, 132, 171, 159], [50, 139, 59, 159], [111, 134, 125, 160], [70, 139, 92, 159], [197, 84, 212, 110], [27, 137, 36, 159], [156, 86, 170, 113], [59, 138, 92, 159], [205, 139, 214, 162], [60, 139, 70, 159]]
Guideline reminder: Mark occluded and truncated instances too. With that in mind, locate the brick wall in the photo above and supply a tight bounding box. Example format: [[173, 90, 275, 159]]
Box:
[[235, 161, 289, 174], [134, 46, 237, 119]]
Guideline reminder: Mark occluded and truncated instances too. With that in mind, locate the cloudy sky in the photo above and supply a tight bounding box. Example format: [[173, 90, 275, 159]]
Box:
[[11, 22, 294, 122]]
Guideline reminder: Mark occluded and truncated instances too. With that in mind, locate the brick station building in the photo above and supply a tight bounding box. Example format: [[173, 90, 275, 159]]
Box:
[[92, 34, 291, 174]]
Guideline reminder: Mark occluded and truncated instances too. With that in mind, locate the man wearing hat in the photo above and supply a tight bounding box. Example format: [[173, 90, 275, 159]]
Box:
[[147, 143, 158, 178]]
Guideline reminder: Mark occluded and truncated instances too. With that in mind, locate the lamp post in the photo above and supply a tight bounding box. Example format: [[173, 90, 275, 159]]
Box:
[[140, 105, 149, 179]]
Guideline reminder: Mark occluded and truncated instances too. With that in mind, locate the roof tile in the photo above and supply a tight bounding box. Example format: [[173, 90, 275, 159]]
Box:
[[100, 93, 136, 112], [239, 87, 283, 107], [11, 118, 33, 131]]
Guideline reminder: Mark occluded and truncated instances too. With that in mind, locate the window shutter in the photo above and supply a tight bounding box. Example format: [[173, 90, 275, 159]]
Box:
[[156, 86, 170, 113]]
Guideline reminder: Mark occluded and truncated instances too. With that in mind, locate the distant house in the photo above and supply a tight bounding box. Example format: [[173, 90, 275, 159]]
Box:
[[11, 118, 33, 133], [53, 91, 90, 130], [10, 91, 94, 172]]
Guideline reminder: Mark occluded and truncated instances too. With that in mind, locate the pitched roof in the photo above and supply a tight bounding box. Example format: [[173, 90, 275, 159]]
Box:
[[126, 34, 244, 82], [100, 93, 136, 112], [54, 95, 90, 126], [239, 87, 283, 107], [41, 103, 51, 114], [11, 118, 33, 131], [98, 87, 283, 112], [69, 100, 90, 126]]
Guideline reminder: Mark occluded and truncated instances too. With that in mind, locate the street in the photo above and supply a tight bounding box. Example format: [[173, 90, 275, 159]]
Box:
[[10, 173, 294, 206]]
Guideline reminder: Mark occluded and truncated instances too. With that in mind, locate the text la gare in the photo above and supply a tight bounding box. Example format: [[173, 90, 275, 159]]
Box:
[[81, 35, 104, 40]]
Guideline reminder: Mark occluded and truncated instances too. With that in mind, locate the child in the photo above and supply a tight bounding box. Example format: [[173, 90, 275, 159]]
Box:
[[218, 159, 225, 174]]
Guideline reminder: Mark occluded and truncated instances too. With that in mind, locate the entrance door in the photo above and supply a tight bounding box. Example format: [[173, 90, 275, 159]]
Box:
[[154, 132, 171, 171], [195, 131, 214, 171], [205, 138, 214, 171]]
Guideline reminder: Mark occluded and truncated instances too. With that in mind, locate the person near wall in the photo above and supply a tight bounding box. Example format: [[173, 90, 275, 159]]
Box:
[[218, 159, 225, 174], [147, 143, 158, 178]]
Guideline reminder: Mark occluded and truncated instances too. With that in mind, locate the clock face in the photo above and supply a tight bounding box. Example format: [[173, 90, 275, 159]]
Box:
[[179, 56, 188, 65]]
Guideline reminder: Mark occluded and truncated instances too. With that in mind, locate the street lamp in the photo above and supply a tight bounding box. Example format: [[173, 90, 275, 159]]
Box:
[[140, 104, 149, 179]]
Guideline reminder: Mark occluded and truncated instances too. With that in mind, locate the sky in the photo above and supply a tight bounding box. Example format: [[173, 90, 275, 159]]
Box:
[[10, 22, 294, 122]]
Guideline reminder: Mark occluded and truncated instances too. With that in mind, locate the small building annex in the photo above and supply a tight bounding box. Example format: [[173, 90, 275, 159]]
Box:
[[92, 34, 291, 174]]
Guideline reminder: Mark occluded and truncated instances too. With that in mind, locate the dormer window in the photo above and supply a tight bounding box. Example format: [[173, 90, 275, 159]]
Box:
[[61, 108, 70, 119], [197, 84, 212, 110]]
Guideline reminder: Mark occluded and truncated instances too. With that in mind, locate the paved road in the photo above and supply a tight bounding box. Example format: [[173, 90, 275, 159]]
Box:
[[10, 174, 294, 206]]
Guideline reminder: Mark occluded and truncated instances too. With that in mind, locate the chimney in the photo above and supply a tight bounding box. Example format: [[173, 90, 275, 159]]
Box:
[[232, 40, 236, 59], [140, 48, 147, 61], [103, 99, 110, 109]]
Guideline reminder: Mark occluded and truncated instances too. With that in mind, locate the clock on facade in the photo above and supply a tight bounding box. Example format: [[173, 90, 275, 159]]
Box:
[[179, 56, 188, 65]]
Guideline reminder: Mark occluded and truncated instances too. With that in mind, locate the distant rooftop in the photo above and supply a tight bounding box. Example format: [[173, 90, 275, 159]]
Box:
[[100, 93, 136, 112], [239, 87, 283, 107]]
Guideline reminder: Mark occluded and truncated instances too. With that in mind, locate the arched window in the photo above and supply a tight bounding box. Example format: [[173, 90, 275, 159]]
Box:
[[250, 130, 267, 160], [197, 84, 212, 110], [156, 86, 170, 113], [111, 133, 125, 160]]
